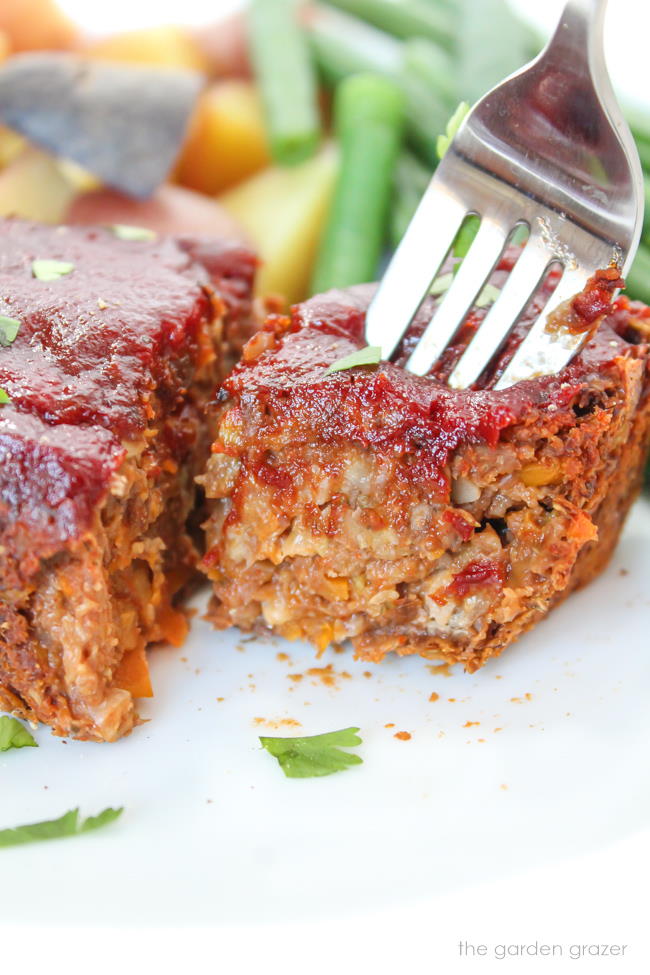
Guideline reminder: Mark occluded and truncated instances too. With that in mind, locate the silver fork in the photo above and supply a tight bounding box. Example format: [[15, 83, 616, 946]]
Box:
[[365, 0, 644, 389]]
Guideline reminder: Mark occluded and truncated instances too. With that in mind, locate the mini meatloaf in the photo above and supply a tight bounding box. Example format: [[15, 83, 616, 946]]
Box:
[[201, 263, 650, 671], [0, 219, 255, 740]]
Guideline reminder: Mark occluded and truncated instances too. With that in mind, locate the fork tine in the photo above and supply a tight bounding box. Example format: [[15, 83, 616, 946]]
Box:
[[446, 239, 552, 390], [494, 267, 589, 389], [406, 219, 508, 376], [364, 183, 466, 359]]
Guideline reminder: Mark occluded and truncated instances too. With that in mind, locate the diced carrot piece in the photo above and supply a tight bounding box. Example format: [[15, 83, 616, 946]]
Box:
[[175, 81, 270, 195], [113, 646, 153, 699], [156, 603, 189, 648]]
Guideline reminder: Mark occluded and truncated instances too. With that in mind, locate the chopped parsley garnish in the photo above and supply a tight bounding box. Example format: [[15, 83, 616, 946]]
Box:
[[110, 224, 156, 242], [0, 315, 20, 346], [325, 346, 382, 375], [32, 259, 75, 282], [0, 388, 10, 404], [0, 807, 123, 848], [259, 727, 363, 778], [0, 716, 37, 752], [436, 101, 470, 160]]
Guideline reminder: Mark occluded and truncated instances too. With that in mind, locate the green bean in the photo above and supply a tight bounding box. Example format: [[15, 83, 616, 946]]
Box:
[[322, 0, 455, 51], [624, 243, 650, 306], [642, 176, 650, 247], [311, 73, 405, 292], [456, 0, 533, 104], [402, 37, 458, 109], [389, 150, 434, 248], [308, 7, 449, 164], [624, 103, 650, 146], [308, 6, 402, 86], [619, 107, 650, 180], [636, 140, 650, 175], [400, 71, 451, 163], [248, 0, 321, 165]]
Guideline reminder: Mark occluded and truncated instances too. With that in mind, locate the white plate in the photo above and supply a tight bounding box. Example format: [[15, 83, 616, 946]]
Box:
[[3, 497, 650, 930]]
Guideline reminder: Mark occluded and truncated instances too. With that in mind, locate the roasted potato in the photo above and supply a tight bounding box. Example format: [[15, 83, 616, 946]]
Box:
[[86, 25, 207, 74], [219, 144, 338, 304], [176, 80, 270, 196]]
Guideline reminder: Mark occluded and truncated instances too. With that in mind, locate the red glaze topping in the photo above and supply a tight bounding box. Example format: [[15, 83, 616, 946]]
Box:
[[222, 268, 639, 496], [444, 509, 475, 542], [0, 411, 120, 556], [0, 219, 254, 550], [251, 451, 294, 490], [0, 220, 253, 431], [571, 266, 624, 326], [448, 559, 505, 599]]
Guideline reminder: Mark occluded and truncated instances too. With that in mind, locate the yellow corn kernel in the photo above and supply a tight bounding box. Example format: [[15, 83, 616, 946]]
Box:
[[520, 462, 561, 487]]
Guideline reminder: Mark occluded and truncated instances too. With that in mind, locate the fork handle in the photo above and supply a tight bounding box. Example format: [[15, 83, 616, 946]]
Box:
[[544, 0, 638, 172], [546, 0, 608, 75]]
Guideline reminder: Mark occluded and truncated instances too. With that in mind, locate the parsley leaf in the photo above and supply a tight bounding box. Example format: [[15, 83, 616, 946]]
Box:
[[260, 727, 363, 778], [0, 388, 10, 404], [436, 101, 470, 160], [325, 346, 382, 375], [32, 259, 74, 282], [0, 716, 37, 752], [110, 224, 156, 242], [0, 807, 123, 848], [452, 215, 480, 261], [0, 315, 20, 346]]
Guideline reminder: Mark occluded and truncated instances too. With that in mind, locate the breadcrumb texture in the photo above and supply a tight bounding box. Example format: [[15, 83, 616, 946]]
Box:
[[0, 219, 255, 740], [201, 270, 650, 671]]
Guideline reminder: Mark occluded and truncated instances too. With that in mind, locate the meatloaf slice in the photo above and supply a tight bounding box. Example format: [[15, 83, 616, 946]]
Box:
[[0, 219, 255, 740], [200, 264, 650, 671]]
